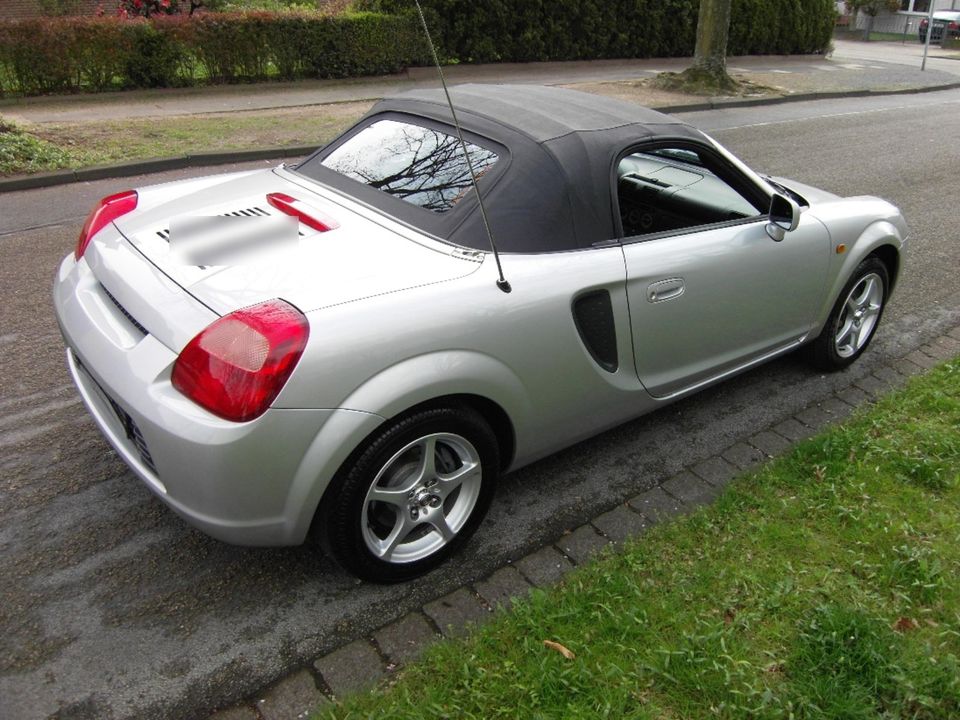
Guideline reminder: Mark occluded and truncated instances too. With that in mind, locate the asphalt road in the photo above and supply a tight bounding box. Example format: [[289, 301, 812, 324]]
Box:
[[2, 90, 960, 720]]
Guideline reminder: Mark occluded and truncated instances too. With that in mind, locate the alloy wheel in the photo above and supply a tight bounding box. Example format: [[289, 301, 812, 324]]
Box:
[[834, 272, 884, 359], [360, 432, 482, 564]]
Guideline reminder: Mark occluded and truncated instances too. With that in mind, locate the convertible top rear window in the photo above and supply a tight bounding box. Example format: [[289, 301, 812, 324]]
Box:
[[315, 119, 499, 214]]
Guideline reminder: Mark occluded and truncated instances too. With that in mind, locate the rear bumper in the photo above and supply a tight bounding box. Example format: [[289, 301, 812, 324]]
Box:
[[53, 253, 383, 545]]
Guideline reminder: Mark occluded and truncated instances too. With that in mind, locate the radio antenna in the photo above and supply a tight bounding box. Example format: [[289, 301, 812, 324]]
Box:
[[413, 0, 511, 293]]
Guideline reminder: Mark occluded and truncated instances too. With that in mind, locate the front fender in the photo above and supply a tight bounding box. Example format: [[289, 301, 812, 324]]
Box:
[[810, 210, 905, 337]]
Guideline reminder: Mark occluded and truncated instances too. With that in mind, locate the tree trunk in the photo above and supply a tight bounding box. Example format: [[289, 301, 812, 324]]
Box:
[[692, 0, 733, 77], [653, 0, 739, 94]]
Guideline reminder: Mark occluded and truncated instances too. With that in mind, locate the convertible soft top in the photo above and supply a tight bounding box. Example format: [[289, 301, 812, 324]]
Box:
[[297, 84, 706, 252]]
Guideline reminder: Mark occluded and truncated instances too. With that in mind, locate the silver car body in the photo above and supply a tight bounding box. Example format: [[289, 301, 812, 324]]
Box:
[[53, 85, 907, 548]]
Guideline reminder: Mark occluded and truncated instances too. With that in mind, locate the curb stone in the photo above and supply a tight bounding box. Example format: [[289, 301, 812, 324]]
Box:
[[205, 320, 960, 720], [0, 145, 318, 193], [3, 82, 960, 194]]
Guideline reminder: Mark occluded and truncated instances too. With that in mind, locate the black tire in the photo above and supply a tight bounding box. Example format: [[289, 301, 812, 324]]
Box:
[[323, 406, 499, 583], [808, 257, 889, 371]]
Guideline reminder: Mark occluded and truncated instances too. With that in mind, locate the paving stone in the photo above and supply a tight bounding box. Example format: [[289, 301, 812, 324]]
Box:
[[930, 335, 960, 352], [592, 504, 649, 543], [795, 405, 835, 431], [474, 566, 532, 609], [750, 430, 792, 458], [515, 546, 575, 587], [557, 523, 610, 564], [208, 706, 258, 720], [721, 442, 766, 471], [837, 385, 871, 408], [920, 342, 954, 361], [773, 417, 815, 443], [313, 640, 384, 698], [931, 334, 960, 355], [691, 456, 738, 486], [257, 669, 328, 720], [872, 365, 904, 385], [374, 613, 437, 666], [853, 373, 889, 397], [662, 471, 721, 507], [905, 349, 938, 369], [423, 587, 490, 638], [820, 396, 855, 420], [893, 357, 926, 377], [628, 486, 683, 522]]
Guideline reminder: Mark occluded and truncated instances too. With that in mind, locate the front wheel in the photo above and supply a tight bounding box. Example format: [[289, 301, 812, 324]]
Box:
[[808, 257, 888, 371], [323, 406, 499, 582]]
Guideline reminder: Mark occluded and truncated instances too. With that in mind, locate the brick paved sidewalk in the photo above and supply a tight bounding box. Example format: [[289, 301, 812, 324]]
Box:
[[208, 325, 960, 720]]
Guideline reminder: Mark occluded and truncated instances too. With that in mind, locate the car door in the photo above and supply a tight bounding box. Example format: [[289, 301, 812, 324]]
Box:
[[616, 141, 830, 398]]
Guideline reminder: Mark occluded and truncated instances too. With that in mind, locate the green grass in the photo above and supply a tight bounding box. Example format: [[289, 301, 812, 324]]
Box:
[[0, 102, 370, 177], [0, 116, 72, 175], [320, 357, 960, 719], [868, 31, 919, 43]]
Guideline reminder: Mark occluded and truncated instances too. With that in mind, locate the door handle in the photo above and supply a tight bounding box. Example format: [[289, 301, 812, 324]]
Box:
[[647, 278, 685, 303]]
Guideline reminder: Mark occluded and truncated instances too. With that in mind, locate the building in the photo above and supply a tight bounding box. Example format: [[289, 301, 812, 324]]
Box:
[[848, 0, 960, 34]]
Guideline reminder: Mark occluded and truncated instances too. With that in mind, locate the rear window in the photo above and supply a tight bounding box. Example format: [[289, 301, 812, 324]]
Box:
[[316, 119, 499, 214]]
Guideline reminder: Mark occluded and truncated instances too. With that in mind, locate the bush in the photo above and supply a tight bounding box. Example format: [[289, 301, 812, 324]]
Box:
[[125, 18, 187, 88], [729, 0, 836, 55], [0, 2, 834, 96], [0, 11, 425, 95], [73, 18, 137, 90], [359, 0, 832, 62], [0, 18, 78, 94], [304, 11, 427, 78]]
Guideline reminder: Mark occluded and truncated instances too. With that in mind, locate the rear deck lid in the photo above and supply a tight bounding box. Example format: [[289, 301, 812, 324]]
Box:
[[113, 167, 482, 317]]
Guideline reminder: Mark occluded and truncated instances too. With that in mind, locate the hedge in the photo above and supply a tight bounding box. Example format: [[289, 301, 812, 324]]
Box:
[[0, 11, 428, 95], [0, 1, 835, 96], [359, 0, 835, 63]]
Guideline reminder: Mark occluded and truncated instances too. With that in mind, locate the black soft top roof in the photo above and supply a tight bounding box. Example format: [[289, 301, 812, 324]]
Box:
[[391, 84, 691, 142], [297, 84, 706, 252]]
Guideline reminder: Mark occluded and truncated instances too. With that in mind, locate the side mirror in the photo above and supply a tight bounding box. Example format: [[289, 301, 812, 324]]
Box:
[[766, 192, 800, 242]]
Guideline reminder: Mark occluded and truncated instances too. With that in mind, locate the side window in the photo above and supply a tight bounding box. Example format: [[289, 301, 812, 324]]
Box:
[[617, 145, 764, 238]]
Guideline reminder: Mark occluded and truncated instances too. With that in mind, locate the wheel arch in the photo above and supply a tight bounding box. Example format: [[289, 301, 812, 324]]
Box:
[[868, 243, 901, 296], [293, 351, 529, 544], [404, 393, 516, 473], [304, 392, 515, 551]]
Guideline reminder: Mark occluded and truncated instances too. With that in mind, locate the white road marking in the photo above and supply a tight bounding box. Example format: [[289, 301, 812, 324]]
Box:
[[837, 63, 865, 69], [699, 96, 960, 131], [770, 69, 793, 74], [811, 65, 837, 71]]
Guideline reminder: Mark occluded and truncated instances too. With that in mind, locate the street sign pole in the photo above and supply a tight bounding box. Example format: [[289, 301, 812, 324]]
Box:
[[921, 3, 935, 71]]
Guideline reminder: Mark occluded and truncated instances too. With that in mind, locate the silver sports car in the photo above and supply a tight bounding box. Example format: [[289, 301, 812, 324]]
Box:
[[53, 85, 906, 581]]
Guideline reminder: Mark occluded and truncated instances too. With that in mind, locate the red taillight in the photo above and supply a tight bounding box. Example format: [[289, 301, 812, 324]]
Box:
[[266, 192, 339, 232], [172, 299, 309, 422], [75, 190, 138, 260], [949, 21, 958, 30]]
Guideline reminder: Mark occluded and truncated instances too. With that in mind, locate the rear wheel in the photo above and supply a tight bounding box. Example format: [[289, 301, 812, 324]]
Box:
[[808, 257, 888, 371], [324, 406, 498, 582]]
